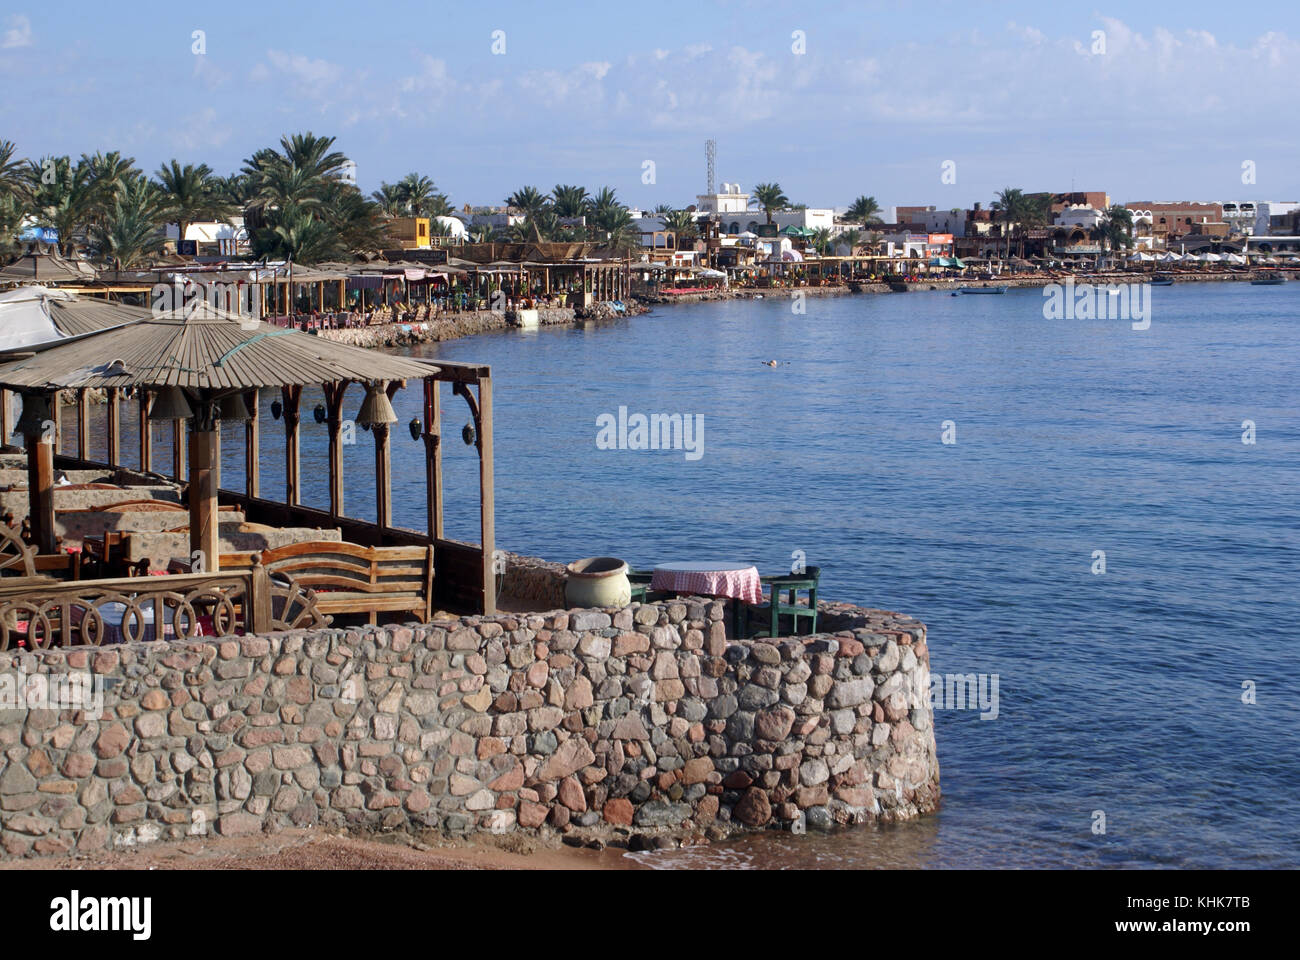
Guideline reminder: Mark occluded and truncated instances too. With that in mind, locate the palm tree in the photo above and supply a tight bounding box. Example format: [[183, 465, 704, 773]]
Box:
[[395, 173, 452, 218], [846, 195, 882, 224], [277, 132, 348, 184], [662, 209, 697, 242], [551, 184, 589, 218], [838, 228, 863, 254], [0, 140, 26, 203], [25, 156, 96, 256], [992, 187, 1026, 259], [371, 183, 405, 217], [90, 176, 167, 269], [154, 160, 235, 247], [812, 227, 834, 256], [1101, 205, 1135, 254], [751, 183, 789, 225], [506, 186, 549, 220]]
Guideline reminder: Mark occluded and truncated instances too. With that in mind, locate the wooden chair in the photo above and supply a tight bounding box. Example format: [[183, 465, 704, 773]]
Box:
[[745, 566, 821, 639], [221, 540, 434, 625]]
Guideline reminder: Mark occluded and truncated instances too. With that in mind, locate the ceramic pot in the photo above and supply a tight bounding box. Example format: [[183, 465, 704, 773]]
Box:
[[564, 556, 631, 608]]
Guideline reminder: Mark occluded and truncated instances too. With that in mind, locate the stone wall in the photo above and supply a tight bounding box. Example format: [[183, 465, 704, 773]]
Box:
[[0, 598, 936, 859], [498, 552, 568, 610]]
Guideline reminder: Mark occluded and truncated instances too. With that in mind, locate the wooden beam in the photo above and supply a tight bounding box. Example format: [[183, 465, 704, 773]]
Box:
[[424, 377, 443, 541], [138, 392, 152, 473], [244, 389, 259, 499], [77, 390, 90, 461], [0, 388, 9, 446], [106, 387, 120, 467], [24, 395, 56, 556], [52, 391, 63, 454], [282, 385, 301, 505], [324, 382, 347, 517], [477, 373, 495, 615], [188, 424, 219, 572], [374, 380, 399, 531], [172, 419, 186, 481]]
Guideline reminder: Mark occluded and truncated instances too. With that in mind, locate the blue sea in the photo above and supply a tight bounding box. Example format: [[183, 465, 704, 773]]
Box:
[[237, 282, 1298, 868]]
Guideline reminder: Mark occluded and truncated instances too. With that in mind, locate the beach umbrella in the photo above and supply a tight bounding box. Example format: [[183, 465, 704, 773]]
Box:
[[1203, 253, 1223, 262]]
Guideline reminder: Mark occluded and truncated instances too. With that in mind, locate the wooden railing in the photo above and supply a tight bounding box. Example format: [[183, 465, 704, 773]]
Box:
[[0, 568, 328, 651]]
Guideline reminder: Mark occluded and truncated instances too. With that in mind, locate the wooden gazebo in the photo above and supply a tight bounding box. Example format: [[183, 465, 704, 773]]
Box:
[[0, 295, 498, 614]]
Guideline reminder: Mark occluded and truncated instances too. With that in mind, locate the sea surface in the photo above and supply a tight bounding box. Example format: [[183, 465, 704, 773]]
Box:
[[121, 281, 1300, 868]]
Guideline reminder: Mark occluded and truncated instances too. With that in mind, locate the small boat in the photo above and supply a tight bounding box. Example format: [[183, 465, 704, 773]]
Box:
[[1151, 275, 1174, 286], [1251, 274, 1287, 285], [957, 286, 1008, 295]]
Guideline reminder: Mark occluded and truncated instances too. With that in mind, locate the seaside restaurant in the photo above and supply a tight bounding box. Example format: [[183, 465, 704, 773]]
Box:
[[0, 288, 499, 649]]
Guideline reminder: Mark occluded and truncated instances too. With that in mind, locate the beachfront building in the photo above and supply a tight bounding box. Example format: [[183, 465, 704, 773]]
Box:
[[1054, 206, 1105, 230], [917, 208, 969, 237], [1123, 202, 1223, 242], [1254, 201, 1300, 235]]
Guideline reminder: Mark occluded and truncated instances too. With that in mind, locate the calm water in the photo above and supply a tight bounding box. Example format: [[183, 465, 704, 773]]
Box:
[[83, 283, 1300, 868]]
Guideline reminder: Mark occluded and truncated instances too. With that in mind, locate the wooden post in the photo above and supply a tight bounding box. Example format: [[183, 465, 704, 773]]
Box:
[[374, 423, 392, 531], [138, 392, 151, 473], [52, 390, 62, 454], [477, 374, 495, 614], [281, 385, 301, 505], [0, 388, 9, 446], [244, 389, 259, 499], [423, 377, 442, 541], [188, 417, 219, 573], [172, 420, 186, 480], [324, 382, 346, 517], [249, 557, 271, 634], [24, 393, 57, 556], [106, 387, 120, 467], [77, 390, 89, 461], [374, 380, 399, 531]]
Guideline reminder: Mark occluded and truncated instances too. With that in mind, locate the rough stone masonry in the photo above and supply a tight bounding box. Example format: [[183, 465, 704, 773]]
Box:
[[0, 596, 938, 859]]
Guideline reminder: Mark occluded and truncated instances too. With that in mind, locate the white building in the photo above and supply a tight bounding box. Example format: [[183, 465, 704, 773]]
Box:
[[695, 183, 751, 216], [920, 208, 969, 236], [1254, 201, 1300, 235], [771, 208, 836, 233], [1054, 206, 1104, 230]]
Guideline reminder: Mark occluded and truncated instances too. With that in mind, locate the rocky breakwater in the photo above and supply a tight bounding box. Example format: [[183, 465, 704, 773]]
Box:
[[0, 598, 936, 859]]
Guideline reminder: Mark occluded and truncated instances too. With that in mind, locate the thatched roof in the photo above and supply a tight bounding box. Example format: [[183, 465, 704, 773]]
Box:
[[0, 247, 98, 285], [0, 305, 438, 392]]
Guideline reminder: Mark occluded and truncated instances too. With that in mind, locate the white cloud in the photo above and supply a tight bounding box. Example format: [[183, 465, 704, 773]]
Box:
[[2, 14, 32, 49]]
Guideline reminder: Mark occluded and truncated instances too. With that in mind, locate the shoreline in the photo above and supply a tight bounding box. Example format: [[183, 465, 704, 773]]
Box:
[[315, 269, 1286, 350]]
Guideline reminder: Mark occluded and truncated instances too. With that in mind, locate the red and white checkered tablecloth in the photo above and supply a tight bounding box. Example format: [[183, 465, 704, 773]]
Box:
[[650, 563, 763, 604]]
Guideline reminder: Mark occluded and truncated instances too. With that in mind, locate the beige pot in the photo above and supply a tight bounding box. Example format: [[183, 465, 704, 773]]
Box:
[[565, 556, 631, 608]]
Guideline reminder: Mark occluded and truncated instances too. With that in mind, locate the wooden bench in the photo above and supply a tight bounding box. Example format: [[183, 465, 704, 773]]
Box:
[[221, 540, 434, 625]]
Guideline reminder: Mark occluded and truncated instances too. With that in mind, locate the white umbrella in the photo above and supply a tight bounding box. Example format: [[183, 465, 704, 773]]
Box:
[[1160, 252, 1183, 262], [1225, 253, 1247, 264], [1202, 253, 1223, 262]]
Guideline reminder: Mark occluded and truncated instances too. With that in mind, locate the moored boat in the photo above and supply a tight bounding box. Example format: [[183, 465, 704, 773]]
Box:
[[1250, 274, 1287, 285], [958, 286, 1008, 294]]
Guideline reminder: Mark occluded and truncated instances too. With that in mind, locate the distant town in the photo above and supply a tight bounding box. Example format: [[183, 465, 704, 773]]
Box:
[[3, 134, 1298, 310]]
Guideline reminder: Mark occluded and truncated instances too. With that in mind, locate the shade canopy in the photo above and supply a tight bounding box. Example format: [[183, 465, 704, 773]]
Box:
[[0, 300, 438, 393], [0, 285, 146, 351], [0, 247, 98, 285]]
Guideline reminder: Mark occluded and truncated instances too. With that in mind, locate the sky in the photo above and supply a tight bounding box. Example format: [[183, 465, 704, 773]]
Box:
[[2, 1, 1299, 213]]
